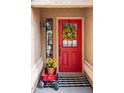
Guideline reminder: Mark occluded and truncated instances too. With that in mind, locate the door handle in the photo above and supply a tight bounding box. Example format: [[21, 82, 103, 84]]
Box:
[[59, 45, 61, 56]]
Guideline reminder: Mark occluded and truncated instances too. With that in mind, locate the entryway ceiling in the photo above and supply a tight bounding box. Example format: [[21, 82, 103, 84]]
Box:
[[31, 0, 93, 8]]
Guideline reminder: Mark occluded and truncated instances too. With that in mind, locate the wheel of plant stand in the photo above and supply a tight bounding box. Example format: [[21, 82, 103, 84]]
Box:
[[54, 81, 59, 90], [38, 81, 44, 88]]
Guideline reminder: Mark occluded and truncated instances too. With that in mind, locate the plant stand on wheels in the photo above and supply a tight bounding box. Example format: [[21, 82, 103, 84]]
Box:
[[39, 68, 59, 90]]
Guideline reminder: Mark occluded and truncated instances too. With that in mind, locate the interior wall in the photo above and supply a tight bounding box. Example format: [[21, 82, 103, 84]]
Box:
[[40, 8, 85, 61], [84, 8, 93, 65]]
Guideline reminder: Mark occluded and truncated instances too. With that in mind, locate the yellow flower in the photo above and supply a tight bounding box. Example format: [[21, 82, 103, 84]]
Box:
[[53, 63, 56, 68], [45, 58, 57, 68]]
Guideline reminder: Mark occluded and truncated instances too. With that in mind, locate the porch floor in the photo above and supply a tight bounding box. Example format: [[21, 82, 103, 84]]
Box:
[[35, 87, 92, 93], [35, 73, 92, 93]]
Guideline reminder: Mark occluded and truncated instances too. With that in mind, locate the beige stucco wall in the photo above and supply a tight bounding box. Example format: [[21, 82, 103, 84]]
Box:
[[32, 8, 42, 65], [84, 8, 93, 65], [31, 8, 44, 93], [40, 8, 86, 60], [83, 8, 93, 84]]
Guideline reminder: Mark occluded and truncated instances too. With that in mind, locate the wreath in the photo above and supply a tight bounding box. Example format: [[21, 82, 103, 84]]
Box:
[[63, 24, 77, 41]]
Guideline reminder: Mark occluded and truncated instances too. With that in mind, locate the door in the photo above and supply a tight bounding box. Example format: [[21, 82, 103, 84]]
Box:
[[59, 19, 82, 72]]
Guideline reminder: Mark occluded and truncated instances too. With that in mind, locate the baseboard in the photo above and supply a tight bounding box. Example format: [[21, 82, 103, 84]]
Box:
[[84, 60, 93, 87], [84, 71, 93, 87]]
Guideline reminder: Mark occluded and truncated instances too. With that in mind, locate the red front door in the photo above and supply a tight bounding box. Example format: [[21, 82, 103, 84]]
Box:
[[59, 19, 82, 72]]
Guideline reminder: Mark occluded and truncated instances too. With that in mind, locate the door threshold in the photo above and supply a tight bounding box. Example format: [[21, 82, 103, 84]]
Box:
[[59, 72, 84, 77]]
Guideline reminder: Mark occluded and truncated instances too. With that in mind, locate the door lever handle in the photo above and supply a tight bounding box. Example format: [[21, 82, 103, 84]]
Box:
[[59, 48, 61, 56], [59, 45, 61, 56]]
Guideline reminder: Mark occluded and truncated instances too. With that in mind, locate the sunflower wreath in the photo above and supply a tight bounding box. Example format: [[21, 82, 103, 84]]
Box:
[[63, 24, 77, 41]]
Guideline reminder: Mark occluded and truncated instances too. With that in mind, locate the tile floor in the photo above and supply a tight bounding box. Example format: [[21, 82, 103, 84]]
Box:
[[35, 87, 93, 93]]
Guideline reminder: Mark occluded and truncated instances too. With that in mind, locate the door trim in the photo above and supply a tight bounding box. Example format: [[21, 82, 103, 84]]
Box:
[[56, 17, 84, 72]]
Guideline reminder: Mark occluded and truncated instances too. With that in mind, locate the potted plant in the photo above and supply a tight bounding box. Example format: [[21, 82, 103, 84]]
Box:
[[45, 58, 56, 75]]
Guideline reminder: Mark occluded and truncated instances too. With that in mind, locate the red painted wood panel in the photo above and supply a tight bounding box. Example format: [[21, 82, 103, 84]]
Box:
[[59, 19, 82, 72]]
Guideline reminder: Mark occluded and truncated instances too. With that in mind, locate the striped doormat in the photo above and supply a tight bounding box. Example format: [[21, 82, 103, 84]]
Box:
[[43, 73, 91, 87], [58, 73, 91, 87]]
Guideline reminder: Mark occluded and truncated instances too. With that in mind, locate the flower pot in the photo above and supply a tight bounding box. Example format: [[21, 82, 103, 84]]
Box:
[[47, 68, 55, 75]]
